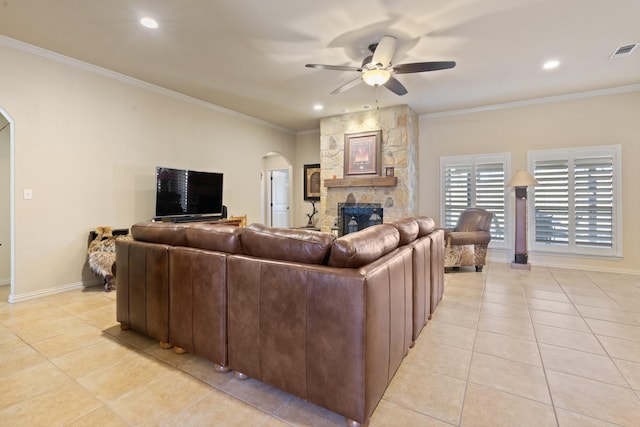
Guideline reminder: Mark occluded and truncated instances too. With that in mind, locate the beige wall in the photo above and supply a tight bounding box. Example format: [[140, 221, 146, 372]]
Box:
[[0, 118, 9, 285], [0, 42, 296, 300], [419, 90, 640, 274], [294, 131, 321, 228]]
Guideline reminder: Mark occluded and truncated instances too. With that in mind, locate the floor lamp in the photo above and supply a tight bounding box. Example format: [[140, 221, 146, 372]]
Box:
[[508, 170, 538, 270]]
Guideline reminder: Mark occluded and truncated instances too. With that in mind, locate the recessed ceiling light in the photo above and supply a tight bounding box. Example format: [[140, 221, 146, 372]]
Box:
[[140, 17, 159, 29], [313, 104, 323, 111], [542, 60, 560, 70], [362, 104, 371, 110]]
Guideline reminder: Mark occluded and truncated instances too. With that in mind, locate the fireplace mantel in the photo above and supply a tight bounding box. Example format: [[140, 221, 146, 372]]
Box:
[[324, 176, 397, 188]]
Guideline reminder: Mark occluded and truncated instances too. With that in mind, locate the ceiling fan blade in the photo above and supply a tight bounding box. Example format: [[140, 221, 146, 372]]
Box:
[[331, 76, 363, 94], [372, 35, 397, 66], [306, 64, 361, 72], [393, 61, 456, 74], [383, 76, 408, 96]]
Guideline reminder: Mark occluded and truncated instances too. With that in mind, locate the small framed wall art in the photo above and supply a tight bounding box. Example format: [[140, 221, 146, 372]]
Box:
[[303, 163, 321, 201], [344, 130, 382, 176]]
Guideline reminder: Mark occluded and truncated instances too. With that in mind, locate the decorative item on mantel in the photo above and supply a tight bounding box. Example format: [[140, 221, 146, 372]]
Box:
[[507, 170, 538, 270]]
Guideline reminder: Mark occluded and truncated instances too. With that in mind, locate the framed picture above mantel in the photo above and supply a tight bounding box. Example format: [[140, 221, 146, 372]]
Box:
[[344, 130, 381, 177]]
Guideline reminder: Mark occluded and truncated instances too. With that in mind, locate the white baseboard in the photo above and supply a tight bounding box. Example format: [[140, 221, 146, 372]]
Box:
[[8, 279, 102, 303]]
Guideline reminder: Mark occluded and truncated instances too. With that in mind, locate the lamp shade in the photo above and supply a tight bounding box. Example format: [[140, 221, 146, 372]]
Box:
[[508, 170, 538, 187]]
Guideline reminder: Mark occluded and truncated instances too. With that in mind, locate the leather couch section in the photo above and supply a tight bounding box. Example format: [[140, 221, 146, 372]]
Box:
[[184, 223, 243, 253], [228, 246, 413, 424], [429, 229, 446, 315], [388, 217, 419, 246], [240, 223, 334, 265], [116, 217, 446, 426], [131, 221, 187, 247], [116, 240, 170, 343], [169, 247, 228, 366], [328, 224, 400, 268], [408, 235, 431, 341], [415, 216, 436, 237]]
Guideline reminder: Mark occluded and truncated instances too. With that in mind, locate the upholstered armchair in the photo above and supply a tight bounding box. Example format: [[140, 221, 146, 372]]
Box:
[[443, 208, 493, 272]]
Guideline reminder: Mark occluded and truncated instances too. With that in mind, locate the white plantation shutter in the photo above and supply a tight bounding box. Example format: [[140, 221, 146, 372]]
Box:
[[476, 163, 506, 242], [441, 154, 509, 245], [530, 146, 621, 257], [443, 163, 471, 228], [574, 156, 614, 248], [533, 160, 569, 245]]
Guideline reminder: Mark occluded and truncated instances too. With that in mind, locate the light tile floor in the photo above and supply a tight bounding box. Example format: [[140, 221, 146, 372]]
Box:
[[1, 263, 640, 426]]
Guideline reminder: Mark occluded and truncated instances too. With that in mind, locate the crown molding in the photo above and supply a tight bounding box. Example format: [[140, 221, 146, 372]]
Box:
[[422, 84, 640, 119], [0, 35, 295, 135]]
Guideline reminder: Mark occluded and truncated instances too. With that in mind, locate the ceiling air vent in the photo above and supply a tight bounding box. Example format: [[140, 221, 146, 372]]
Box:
[[609, 43, 638, 59]]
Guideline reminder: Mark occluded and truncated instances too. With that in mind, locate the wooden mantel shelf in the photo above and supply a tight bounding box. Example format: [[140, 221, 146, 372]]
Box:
[[324, 176, 397, 188]]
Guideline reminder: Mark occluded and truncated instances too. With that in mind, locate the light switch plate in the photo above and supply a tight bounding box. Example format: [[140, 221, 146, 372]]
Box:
[[23, 189, 33, 200]]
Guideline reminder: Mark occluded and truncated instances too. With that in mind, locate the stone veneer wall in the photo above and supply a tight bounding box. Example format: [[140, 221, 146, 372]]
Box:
[[319, 105, 419, 232]]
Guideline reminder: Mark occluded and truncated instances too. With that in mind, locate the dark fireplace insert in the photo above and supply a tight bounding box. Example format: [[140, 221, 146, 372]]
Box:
[[337, 203, 383, 237]]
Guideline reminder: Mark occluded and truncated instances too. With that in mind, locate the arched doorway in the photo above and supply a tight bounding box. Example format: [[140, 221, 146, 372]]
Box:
[[0, 107, 14, 303]]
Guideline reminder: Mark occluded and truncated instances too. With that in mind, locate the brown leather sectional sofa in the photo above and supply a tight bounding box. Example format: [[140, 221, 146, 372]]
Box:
[[116, 217, 445, 427]]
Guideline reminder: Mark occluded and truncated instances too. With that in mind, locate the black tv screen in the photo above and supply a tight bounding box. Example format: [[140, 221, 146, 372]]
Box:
[[155, 167, 223, 218]]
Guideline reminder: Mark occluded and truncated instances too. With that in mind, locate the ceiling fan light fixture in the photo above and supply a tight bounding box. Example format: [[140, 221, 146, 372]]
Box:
[[362, 69, 391, 86]]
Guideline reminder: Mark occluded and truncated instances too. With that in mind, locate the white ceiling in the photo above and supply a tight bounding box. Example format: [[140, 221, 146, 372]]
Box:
[[1, 0, 639, 132]]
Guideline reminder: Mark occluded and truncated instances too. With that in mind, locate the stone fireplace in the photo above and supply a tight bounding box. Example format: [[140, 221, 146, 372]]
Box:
[[319, 105, 419, 232]]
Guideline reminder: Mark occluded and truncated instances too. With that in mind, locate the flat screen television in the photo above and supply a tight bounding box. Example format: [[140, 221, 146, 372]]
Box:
[[155, 167, 223, 219]]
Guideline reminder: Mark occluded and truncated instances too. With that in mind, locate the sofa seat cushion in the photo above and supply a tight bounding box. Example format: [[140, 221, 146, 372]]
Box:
[[131, 221, 187, 246], [240, 224, 334, 265], [328, 224, 400, 268], [184, 223, 243, 253]]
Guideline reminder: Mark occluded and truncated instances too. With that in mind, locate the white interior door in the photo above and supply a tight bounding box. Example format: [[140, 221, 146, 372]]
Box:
[[271, 169, 290, 227]]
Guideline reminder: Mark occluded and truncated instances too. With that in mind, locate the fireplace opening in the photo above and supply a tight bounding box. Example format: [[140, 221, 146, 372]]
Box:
[[337, 203, 383, 236]]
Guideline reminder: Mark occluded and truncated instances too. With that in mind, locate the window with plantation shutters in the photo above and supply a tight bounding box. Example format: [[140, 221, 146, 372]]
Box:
[[441, 154, 509, 246], [529, 145, 621, 257]]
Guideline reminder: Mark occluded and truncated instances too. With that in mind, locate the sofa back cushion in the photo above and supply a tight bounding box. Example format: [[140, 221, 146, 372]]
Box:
[[184, 223, 243, 253], [415, 216, 436, 237], [328, 224, 400, 268], [131, 221, 187, 246], [240, 224, 334, 265], [388, 218, 419, 245]]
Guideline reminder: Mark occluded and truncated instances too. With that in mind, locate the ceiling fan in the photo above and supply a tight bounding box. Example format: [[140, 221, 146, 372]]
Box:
[[306, 35, 455, 96]]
